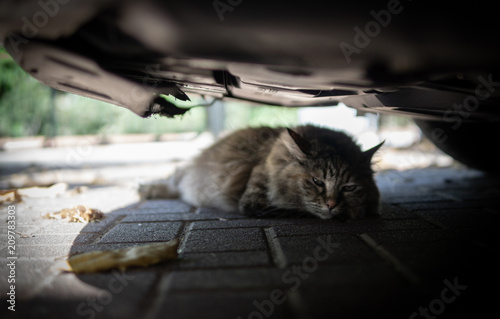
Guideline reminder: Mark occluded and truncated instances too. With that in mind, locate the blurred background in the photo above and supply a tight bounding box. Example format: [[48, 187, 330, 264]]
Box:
[[0, 46, 455, 190]]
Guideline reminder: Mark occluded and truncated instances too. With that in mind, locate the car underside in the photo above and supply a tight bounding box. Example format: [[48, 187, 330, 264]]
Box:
[[1, 0, 500, 170]]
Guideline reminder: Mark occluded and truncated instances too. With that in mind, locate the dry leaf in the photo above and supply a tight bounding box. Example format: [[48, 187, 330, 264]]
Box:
[[0, 189, 22, 204], [0, 182, 68, 204], [67, 186, 89, 196], [66, 239, 179, 273], [45, 205, 104, 223], [17, 182, 68, 198]]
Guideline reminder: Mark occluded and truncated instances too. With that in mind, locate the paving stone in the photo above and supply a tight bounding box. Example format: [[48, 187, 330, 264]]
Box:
[[170, 268, 286, 291], [156, 290, 291, 319], [367, 229, 462, 244], [398, 199, 500, 212], [111, 200, 193, 215], [378, 203, 418, 219], [79, 214, 123, 233], [12, 213, 122, 235], [137, 199, 193, 212], [364, 230, 485, 281], [272, 218, 437, 237], [13, 223, 84, 236], [177, 251, 271, 269], [13, 270, 158, 319], [68, 243, 150, 256], [10, 244, 73, 258], [14, 233, 96, 246], [416, 208, 500, 230], [293, 262, 428, 318], [0, 258, 56, 297], [299, 284, 421, 319], [297, 263, 409, 289], [194, 206, 248, 219], [112, 207, 189, 215], [120, 212, 233, 222], [277, 234, 381, 266], [381, 193, 447, 204], [4, 166, 499, 319], [98, 222, 183, 243], [181, 228, 267, 253], [117, 207, 248, 222], [191, 218, 308, 230]]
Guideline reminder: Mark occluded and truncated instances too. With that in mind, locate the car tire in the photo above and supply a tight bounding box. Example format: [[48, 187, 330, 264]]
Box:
[[414, 119, 499, 173]]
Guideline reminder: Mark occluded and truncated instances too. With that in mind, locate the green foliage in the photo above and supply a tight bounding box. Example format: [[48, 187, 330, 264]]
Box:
[[224, 101, 298, 130], [0, 49, 207, 137], [52, 93, 207, 136], [0, 46, 297, 137], [0, 55, 53, 137]]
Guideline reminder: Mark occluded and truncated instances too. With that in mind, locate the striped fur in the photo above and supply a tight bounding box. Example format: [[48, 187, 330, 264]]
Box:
[[140, 125, 383, 220]]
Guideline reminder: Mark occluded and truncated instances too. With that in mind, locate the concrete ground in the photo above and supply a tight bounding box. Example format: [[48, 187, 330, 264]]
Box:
[[1, 140, 499, 319]]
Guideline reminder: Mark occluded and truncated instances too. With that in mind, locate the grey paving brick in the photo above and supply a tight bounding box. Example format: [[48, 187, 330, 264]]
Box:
[[277, 234, 380, 266], [297, 263, 407, 288], [366, 229, 462, 244], [79, 214, 123, 233], [117, 207, 247, 222], [170, 268, 286, 291], [156, 290, 291, 319], [112, 201, 193, 215], [5, 212, 122, 243], [378, 203, 417, 219], [386, 241, 477, 281], [5, 166, 499, 319], [299, 284, 420, 319], [381, 193, 446, 204], [177, 250, 271, 269], [98, 222, 183, 243], [398, 199, 500, 212], [137, 199, 193, 212], [272, 218, 437, 237], [112, 207, 187, 215], [68, 243, 149, 256], [416, 208, 500, 230], [12, 244, 73, 258], [293, 263, 425, 318], [13, 223, 84, 236], [121, 212, 223, 222], [191, 218, 307, 230], [13, 233, 96, 246], [0, 258, 56, 297], [181, 228, 267, 253], [195, 206, 245, 218], [364, 230, 483, 281], [14, 270, 158, 319]]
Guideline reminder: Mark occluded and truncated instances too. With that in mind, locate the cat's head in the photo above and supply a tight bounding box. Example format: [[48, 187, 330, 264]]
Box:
[[277, 126, 383, 220]]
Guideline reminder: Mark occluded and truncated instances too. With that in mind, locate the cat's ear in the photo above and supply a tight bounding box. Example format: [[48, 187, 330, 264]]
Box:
[[362, 140, 385, 163], [285, 128, 311, 159]]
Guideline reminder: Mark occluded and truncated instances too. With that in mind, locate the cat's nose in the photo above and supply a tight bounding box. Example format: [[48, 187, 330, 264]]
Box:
[[326, 199, 337, 211]]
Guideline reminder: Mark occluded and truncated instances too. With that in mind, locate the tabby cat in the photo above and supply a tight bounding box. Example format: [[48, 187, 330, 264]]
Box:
[[139, 125, 384, 220]]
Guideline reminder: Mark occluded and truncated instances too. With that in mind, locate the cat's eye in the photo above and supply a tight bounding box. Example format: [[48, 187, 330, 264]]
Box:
[[342, 185, 357, 192], [312, 177, 325, 187]]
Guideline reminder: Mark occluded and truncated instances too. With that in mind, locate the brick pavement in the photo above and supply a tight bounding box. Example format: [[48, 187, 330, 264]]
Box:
[[1, 167, 500, 319]]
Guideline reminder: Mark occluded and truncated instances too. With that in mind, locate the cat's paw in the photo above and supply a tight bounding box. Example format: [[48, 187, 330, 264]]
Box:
[[345, 205, 380, 219], [238, 202, 262, 217], [349, 207, 366, 219], [239, 201, 281, 218], [138, 182, 178, 200]]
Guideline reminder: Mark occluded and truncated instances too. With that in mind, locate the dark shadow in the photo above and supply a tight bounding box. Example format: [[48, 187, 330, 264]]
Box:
[[13, 168, 500, 319]]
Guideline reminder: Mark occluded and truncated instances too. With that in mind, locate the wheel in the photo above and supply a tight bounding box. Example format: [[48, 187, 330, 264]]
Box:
[[414, 119, 499, 172]]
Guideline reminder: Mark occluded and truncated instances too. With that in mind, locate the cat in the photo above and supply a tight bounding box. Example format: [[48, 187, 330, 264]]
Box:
[[139, 125, 384, 220]]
